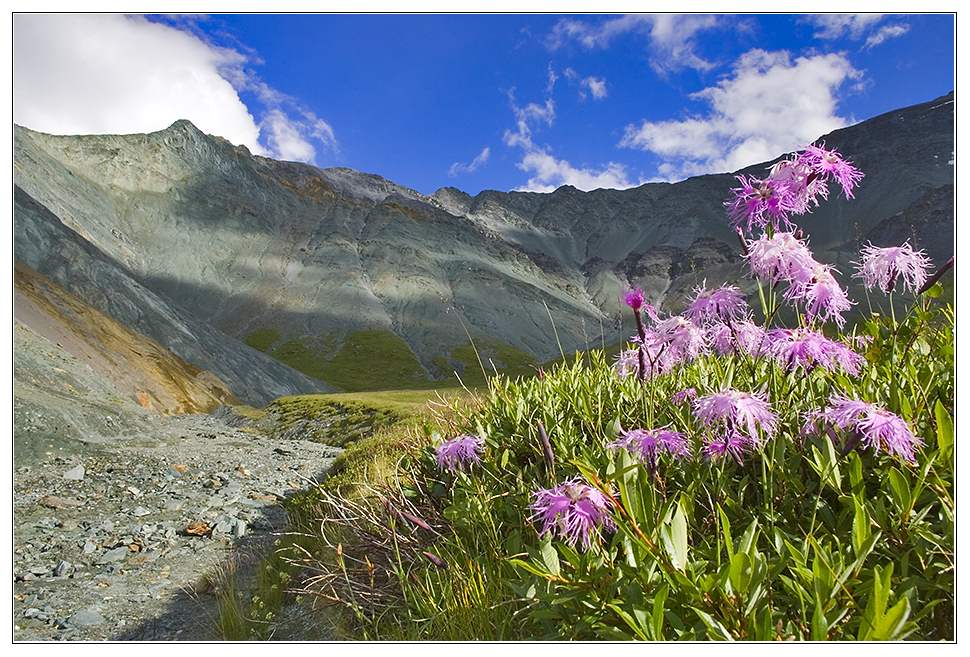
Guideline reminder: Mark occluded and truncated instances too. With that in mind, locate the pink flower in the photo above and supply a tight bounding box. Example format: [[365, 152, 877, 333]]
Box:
[[624, 287, 645, 311], [855, 242, 932, 294], [745, 231, 816, 284], [671, 387, 697, 405], [784, 261, 854, 328], [684, 284, 749, 324], [435, 435, 484, 472], [614, 348, 640, 378], [799, 143, 864, 199], [768, 156, 829, 214], [529, 478, 615, 550], [707, 319, 769, 357], [765, 328, 864, 376], [810, 396, 923, 462], [609, 427, 690, 465], [693, 389, 777, 445], [725, 175, 795, 233], [703, 431, 753, 462]]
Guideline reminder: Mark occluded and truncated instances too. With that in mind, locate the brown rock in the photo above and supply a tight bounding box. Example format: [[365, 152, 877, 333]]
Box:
[[38, 495, 82, 509], [183, 521, 211, 537]]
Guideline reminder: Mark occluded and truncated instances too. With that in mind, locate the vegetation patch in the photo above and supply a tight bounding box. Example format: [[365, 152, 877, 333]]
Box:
[[244, 328, 281, 353]]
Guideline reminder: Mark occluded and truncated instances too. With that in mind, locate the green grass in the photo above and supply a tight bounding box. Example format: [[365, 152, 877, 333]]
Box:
[[244, 328, 281, 352], [213, 385, 467, 640], [286, 288, 954, 641]]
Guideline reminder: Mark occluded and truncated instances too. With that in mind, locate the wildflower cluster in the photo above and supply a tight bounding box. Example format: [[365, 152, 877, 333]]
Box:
[[726, 143, 863, 233]]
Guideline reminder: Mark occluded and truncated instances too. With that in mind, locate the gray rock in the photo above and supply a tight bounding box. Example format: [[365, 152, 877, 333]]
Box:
[[232, 520, 247, 539], [54, 560, 73, 577], [69, 607, 105, 627], [97, 547, 128, 564], [131, 506, 152, 517], [62, 465, 85, 481], [82, 541, 97, 554]]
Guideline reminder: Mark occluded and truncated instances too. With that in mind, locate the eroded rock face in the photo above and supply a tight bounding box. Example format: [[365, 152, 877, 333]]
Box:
[[13, 92, 953, 393]]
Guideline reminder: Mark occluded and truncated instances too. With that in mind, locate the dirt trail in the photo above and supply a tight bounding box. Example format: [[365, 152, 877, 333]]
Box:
[[13, 412, 339, 641]]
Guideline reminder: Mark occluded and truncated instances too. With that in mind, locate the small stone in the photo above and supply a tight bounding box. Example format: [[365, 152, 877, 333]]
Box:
[[82, 541, 97, 555], [54, 560, 73, 577], [127, 486, 142, 497], [236, 465, 250, 477], [232, 520, 247, 539], [29, 564, 51, 576], [38, 495, 82, 509], [69, 607, 104, 627], [132, 506, 151, 517], [63, 465, 85, 481], [97, 547, 128, 564], [182, 521, 210, 537], [170, 464, 189, 476]]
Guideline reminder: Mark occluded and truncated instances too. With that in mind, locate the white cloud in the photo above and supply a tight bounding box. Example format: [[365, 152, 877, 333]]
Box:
[[13, 14, 335, 164], [804, 14, 885, 39], [503, 90, 635, 191], [580, 76, 608, 100], [620, 49, 860, 181], [516, 150, 634, 192], [448, 146, 491, 177], [548, 14, 721, 75], [864, 23, 910, 49]]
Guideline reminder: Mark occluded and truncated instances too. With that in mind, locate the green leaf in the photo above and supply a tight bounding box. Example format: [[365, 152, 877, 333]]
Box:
[[717, 504, 734, 559], [852, 496, 872, 557], [652, 585, 669, 640], [887, 467, 912, 516], [691, 607, 734, 640], [662, 501, 689, 571], [935, 399, 953, 458], [539, 537, 561, 577]]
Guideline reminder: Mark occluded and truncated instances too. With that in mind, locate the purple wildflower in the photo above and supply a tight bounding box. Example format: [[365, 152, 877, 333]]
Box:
[[435, 435, 484, 472], [624, 287, 645, 311], [800, 143, 865, 199], [707, 319, 769, 357], [812, 396, 923, 462], [671, 387, 697, 405], [768, 156, 829, 214], [745, 231, 816, 284], [855, 242, 932, 294], [765, 328, 864, 376], [684, 284, 749, 324], [529, 478, 615, 550], [693, 389, 777, 445], [654, 316, 707, 361], [702, 431, 753, 462], [614, 348, 640, 378], [609, 427, 690, 465], [784, 261, 853, 328], [725, 174, 794, 233]]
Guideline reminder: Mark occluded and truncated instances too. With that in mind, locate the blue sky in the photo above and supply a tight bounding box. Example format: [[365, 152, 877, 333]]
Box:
[[14, 14, 954, 195]]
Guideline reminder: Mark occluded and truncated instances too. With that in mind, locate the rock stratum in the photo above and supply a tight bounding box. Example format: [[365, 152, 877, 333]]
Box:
[[14, 92, 954, 406]]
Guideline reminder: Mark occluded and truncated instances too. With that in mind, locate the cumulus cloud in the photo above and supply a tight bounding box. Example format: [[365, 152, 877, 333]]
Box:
[[864, 23, 910, 49], [804, 14, 885, 39], [620, 49, 860, 181], [13, 14, 335, 164], [548, 14, 721, 75], [448, 146, 491, 177], [503, 89, 634, 191], [803, 14, 909, 49], [580, 76, 608, 100]]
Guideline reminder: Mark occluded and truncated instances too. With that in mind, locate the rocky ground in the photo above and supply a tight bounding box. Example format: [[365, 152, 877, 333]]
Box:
[[13, 411, 341, 641]]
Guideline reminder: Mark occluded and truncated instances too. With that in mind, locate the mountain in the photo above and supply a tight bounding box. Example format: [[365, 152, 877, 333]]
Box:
[[13, 92, 954, 404]]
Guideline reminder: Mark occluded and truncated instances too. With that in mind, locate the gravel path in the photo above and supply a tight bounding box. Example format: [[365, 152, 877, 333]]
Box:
[[13, 412, 340, 641]]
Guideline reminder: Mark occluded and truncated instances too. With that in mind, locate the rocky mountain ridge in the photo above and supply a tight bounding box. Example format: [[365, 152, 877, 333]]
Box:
[[14, 92, 954, 403]]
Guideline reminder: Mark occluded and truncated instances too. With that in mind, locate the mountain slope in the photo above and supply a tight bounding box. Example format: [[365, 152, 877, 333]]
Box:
[[13, 92, 954, 394]]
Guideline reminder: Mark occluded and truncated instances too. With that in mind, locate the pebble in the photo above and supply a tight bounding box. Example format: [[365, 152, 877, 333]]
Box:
[[131, 506, 151, 517], [97, 547, 128, 564], [62, 465, 85, 481], [69, 607, 105, 627]]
